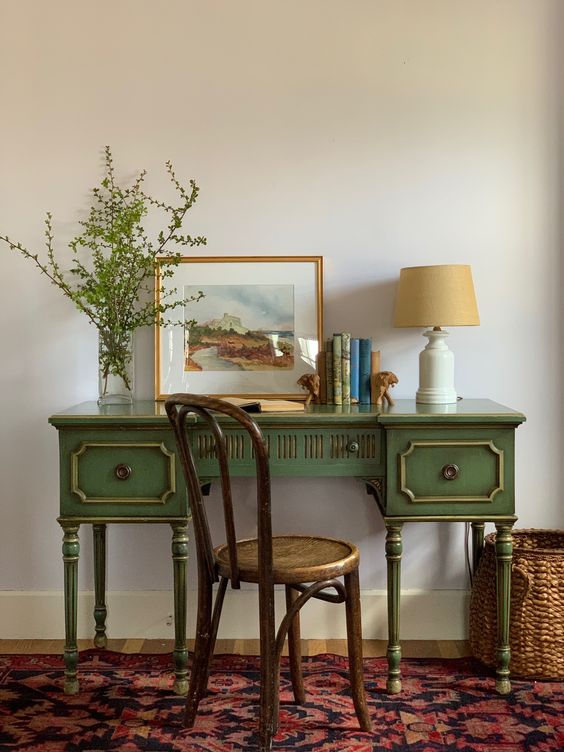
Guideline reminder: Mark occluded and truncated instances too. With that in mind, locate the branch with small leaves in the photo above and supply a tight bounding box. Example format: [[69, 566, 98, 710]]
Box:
[[1, 146, 206, 397]]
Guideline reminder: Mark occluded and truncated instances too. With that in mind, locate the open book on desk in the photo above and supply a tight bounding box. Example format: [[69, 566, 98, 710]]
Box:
[[221, 397, 305, 413]]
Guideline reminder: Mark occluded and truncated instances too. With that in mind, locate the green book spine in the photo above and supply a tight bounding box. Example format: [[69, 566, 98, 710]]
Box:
[[332, 334, 342, 405], [325, 339, 334, 403], [341, 332, 351, 405]]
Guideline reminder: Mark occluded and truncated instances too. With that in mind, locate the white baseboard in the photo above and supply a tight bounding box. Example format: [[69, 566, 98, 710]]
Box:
[[0, 588, 469, 640]]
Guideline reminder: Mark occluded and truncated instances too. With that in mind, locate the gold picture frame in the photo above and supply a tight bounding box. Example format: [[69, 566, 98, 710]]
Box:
[[154, 256, 324, 400]]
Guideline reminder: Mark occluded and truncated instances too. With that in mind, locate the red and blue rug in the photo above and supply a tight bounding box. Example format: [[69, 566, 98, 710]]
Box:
[[0, 650, 562, 750]]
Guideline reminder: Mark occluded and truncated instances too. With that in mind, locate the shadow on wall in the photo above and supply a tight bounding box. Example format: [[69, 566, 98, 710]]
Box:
[[323, 276, 420, 394], [323, 277, 397, 342]]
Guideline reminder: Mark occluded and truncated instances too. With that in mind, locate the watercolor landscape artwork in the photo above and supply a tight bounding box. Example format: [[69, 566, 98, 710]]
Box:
[[154, 256, 322, 398], [184, 284, 295, 372]]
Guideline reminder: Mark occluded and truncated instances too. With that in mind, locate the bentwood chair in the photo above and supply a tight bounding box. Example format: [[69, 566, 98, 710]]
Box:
[[165, 394, 372, 752]]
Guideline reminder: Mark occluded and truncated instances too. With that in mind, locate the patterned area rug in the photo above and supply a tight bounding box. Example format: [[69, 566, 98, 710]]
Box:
[[0, 650, 562, 751]]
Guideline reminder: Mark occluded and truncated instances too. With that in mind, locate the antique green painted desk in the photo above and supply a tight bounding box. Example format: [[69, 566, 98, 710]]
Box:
[[49, 399, 525, 696]]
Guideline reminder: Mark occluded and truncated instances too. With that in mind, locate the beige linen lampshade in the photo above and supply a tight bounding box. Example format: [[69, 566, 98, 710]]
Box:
[[394, 264, 479, 328], [394, 264, 479, 404]]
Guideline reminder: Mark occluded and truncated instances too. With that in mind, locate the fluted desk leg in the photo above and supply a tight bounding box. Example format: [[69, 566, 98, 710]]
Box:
[[60, 522, 80, 695], [494, 523, 514, 694], [93, 524, 108, 648], [171, 522, 189, 695], [385, 522, 403, 694]]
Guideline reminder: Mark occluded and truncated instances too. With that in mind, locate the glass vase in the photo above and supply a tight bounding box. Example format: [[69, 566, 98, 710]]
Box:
[[97, 329, 134, 405]]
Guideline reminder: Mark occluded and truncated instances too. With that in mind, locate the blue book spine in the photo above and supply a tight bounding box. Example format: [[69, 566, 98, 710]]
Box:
[[359, 338, 372, 404], [350, 338, 360, 403]]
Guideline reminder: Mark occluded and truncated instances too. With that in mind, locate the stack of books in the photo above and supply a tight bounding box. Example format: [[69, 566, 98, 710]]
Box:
[[316, 334, 381, 405]]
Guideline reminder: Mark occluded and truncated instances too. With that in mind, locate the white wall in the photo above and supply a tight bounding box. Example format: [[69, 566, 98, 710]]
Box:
[[0, 0, 562, 638]]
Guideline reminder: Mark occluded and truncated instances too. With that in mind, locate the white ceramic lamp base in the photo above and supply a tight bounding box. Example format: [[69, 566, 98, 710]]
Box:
[[416, 329, 457, 404]]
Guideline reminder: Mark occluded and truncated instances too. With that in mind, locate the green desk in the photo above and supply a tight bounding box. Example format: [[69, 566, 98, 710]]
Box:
[[49, 399, 525, 695]]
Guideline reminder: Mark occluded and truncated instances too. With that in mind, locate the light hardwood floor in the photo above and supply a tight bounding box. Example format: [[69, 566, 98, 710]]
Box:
[[0, 639, 471, 658]]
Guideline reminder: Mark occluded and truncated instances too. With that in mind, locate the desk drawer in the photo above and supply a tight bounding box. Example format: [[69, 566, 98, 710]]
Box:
[[59, 433, 186, 518], [385, 427, 515, 516], [192, 427, 383, 476]]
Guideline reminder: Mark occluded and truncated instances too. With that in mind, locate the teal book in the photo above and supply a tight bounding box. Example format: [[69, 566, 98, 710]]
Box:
[[332, 334, 342, 405], [350, 338, 360, 403], [359, 338, 372, 404], [325, 339, 334, 403], [341, 332, 351, 405]]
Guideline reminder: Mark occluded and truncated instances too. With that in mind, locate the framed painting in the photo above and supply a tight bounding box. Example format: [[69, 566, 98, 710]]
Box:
[[154, 256, 323, 400]]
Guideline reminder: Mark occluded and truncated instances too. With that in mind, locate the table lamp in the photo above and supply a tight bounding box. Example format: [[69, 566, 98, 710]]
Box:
[[394, 264, 479, 404]]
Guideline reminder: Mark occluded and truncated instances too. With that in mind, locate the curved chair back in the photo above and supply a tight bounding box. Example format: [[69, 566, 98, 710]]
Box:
[[165, 394, 272, 590]]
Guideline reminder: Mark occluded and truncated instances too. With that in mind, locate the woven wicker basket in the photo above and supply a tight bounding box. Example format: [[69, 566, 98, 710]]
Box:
[[469, 529, 564, 679]]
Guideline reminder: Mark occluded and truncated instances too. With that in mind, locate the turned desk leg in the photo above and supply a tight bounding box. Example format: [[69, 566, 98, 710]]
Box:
[[385, 522, 403, 694], [471, 522, 485, 576], [171, 522, 189, 695], [494, 523, 514, 694], [93, 524, 108, 648], [60, 522, 80, 695]]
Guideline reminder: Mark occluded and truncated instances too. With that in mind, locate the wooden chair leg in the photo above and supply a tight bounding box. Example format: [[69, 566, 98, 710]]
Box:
[[259, 583, 277, 752], [184, 576, 214, 727], [208, 577, 228, 655], [259, 667, 276, 752], [285, 585, 305, 704], [344, 569, 372, 732], [196, 576, 228, 702]]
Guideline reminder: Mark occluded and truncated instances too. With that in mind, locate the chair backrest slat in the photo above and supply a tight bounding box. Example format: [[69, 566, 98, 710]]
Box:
[[172, 404, 216, 581], [165, 394, 272, 591]]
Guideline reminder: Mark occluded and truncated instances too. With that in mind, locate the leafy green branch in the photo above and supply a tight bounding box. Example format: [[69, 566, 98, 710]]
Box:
[[1, 146, 205, 331], [0, 146, 207, 393]]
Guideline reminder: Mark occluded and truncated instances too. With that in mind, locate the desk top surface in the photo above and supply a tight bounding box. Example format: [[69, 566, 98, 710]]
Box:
[[49, 399, 526, 427]]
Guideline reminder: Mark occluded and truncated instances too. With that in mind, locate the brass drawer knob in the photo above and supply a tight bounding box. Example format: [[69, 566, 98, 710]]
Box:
[[442, 463, 459, 481], [115, 463, 132, 481], [347, 441, 360, 453]]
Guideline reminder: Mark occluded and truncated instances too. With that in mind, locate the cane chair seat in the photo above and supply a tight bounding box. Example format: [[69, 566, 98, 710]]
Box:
[[214, 535, 359, 584]]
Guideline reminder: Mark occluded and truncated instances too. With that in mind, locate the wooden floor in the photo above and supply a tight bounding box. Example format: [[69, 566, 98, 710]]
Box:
[[0, 639, 471, 658]]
